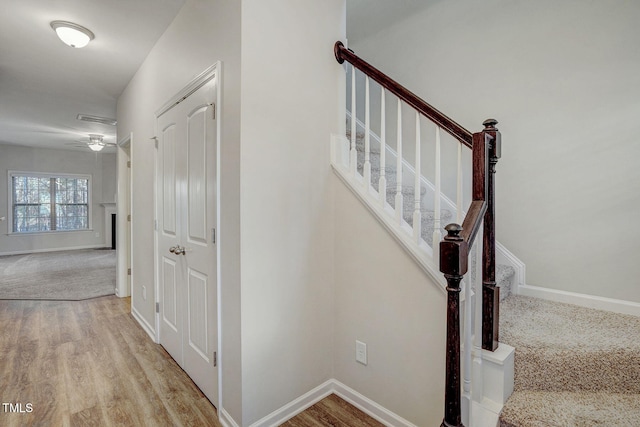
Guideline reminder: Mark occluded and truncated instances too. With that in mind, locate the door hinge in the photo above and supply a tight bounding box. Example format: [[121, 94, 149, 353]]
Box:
[[127, 160, 131, 168], [127, 268, 131, 276], [127, 214, 131, 222], [156, 302, 160, 313], [154, 220, 158, 231], [209, 103, 216, 120], [211, 228, 216, 244], [213, 351, 217, 367]]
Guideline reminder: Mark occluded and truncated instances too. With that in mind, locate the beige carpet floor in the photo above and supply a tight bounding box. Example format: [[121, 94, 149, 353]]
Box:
[[0, 249, 116, 300], [499, 295, 640, 426]]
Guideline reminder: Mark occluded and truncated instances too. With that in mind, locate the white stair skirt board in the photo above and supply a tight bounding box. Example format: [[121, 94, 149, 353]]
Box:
[[242, 379, 418, 427], [331, 133, 446, 292], [481, 344, 515, 412], [518, 283, 640, 317], [461, 343, 515, 427]]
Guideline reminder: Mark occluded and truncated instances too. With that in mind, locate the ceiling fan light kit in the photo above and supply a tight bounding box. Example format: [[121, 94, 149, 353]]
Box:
[[88, 134, 105, 151], [50, 20, 94, 48]]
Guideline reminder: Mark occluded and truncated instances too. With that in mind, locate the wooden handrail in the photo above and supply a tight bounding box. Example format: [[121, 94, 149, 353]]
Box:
[[334, 41, 473, 148], [460, 200, 486, 245]]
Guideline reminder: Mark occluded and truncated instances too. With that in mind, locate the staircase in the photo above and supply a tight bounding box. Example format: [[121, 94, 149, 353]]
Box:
[[499, 295, 640, 426], [334, 41, 517, 427], [347, 127, 516, 298]]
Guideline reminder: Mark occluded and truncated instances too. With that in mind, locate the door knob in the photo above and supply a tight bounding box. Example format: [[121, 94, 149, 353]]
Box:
[[174, 245, 186, 255], [169, 246, 176, 253]]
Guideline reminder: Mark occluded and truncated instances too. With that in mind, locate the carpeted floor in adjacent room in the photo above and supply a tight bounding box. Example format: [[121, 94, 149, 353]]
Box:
[[0, 249, 116, 300]]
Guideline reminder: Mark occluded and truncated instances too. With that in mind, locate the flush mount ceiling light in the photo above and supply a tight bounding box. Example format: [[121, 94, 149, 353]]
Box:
[[50, 21, 94, 48], [88, 134, 105, 151]]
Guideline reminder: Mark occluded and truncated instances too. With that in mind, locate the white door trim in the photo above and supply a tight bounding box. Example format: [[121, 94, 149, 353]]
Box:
[[116, 132, 133, 298], [153, 62, 222, 412], [155, 64, 219, 118]]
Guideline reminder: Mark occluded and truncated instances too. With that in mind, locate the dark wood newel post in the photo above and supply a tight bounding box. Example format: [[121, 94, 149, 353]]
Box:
[[481, 119, 502, 351], [440, 224, 468, 427]]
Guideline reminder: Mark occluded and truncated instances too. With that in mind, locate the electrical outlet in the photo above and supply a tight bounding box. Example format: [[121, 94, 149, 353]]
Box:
[[142, 286, 147, 300], [356, 340, 367, 365]]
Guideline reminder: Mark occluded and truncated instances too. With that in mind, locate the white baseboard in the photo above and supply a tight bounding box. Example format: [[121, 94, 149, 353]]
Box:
[[519, 284, 640, 317], [131, 305, 157, 341], [219, 407, 241, 427], [0, 244, 107, 257], [249, 380, 334, 427], [332, 380, 419, 427], [244, 379, 417, 427]]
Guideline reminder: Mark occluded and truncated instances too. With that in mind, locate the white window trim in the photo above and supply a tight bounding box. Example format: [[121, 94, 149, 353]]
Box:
[[7, 170, 93, 235]]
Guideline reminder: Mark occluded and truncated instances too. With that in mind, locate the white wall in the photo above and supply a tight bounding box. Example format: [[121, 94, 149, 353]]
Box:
[[239, 0, 344, 424], [332, 175, 446, 426], [347, 0, 640, 303], [0, 143, 116, 254], [118, 0, 459, 424], [116, 0, 242, 422], [101, 153, 117, 203]]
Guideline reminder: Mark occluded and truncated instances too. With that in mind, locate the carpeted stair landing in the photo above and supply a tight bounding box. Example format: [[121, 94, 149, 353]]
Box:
[[499, 295, 640, 426]]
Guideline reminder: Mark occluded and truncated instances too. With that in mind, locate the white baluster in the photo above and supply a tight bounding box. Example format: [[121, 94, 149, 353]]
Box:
[[457, 141, 463, 224], [413, 112, 422, 243], [364, 76, 371, 186], [379, 88, 387, 207], [432, 126, 442, 261], [350, 64, 357, 176], [395, 99, 403, 224]]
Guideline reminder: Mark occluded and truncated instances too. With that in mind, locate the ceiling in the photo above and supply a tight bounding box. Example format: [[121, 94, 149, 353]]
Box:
[[0, 0, 185, 153], [0, 0, 435, 154]]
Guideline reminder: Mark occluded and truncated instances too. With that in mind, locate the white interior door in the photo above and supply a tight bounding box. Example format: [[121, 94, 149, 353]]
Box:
[[157, 78, 218, 405]]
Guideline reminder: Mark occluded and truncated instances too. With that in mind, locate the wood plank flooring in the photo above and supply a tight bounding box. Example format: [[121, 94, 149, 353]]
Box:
[[0, 296, 221, 427], [0, 296, 385, 427], [282, 394, 385, 427]]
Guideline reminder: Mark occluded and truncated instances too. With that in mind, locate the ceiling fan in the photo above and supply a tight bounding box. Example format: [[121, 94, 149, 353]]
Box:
[[65, 134, 117, 151]]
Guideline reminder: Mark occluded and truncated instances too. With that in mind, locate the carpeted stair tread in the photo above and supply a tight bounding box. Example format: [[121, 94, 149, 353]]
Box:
[[499, 390, 640, 427], [500, 295, 640, 394], [499, 295, 640, 425], [496, 264, 516, 300]]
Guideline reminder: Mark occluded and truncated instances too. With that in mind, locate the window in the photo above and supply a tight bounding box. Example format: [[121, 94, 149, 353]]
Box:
[[10, 173, 90, 233]]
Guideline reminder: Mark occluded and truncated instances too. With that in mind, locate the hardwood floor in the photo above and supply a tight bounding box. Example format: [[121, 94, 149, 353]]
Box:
[[282, 394, 385, 427], [0, 296, 384, 427], [0, 296, 221, 427]]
